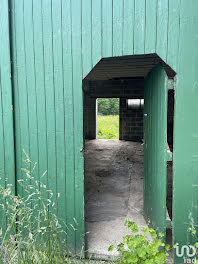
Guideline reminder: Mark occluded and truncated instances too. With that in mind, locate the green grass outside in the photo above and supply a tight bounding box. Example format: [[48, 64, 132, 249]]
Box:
[[97, 115, 119, 139]]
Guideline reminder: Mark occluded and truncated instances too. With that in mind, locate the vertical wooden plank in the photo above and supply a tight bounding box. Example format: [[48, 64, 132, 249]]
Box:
[[0, 74, 5, 183], [166, 0, 180, 71], [145, 0, 157, 54], [10, 0, 21, 198], [134, 0, 145, 54], [144, 64, 167, 237], [51, 0, 66, 221], [0, 0, 15, 232], [23, 0, 39, 180], [62, 0, 76, 251], [0, 0, 15, 189], [82, 0, 92, 78], [113, 0, 123, 56], [42, 0, 57, 202], [156, 0, 169, 61], [14, 0, 30, 197], [71, 0, 85, 254], [102, 0, 113, 57], [0, 73, 6, 231], [123, 0, 134, 55], [92, 0, 102, 67], [32, 1, 48, 184], [173, 1, 198, 263]]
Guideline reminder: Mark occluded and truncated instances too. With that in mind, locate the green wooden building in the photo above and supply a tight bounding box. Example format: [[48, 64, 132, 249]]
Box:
[[0, 0, 198, 263]]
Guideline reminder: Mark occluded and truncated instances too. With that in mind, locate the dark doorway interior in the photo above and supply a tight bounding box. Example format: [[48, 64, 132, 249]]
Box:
[[167, 90, 175, 220], [83, 54, 176, 258]]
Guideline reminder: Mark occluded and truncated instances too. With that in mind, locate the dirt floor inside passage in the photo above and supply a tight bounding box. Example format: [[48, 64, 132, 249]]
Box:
[[85, 139, 149, 258]]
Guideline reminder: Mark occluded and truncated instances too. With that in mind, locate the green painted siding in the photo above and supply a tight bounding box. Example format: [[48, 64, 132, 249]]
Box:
[[0, 0, 196, 263], [173, 2, 198, 262], [0, 0, 15, 231], [144, 64, 168, 237]]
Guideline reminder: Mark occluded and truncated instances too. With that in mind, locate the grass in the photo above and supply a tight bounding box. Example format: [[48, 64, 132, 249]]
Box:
[[97, 115, 119, 139], [0, 151, 75, 264], [0, 150, 113, 264], [0, 149, 114, 263]]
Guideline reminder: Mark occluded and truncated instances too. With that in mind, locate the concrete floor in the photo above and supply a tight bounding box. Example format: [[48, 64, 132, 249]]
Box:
[[84, 139, 149, 258], [84, 139, 173, 263]]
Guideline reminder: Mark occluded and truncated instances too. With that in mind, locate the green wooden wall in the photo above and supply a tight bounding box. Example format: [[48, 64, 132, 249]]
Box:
[[3, 0, 198, 262], [0, 0, 15, 231], [144, 64, 168, 238]]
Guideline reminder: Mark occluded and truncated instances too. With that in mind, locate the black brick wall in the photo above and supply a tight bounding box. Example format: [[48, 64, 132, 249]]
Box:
[[119, 98, 143, 142]]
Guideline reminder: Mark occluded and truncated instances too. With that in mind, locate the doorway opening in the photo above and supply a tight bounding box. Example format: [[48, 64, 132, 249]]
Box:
[[167, 89, 175, 219], [97, 98, 119, 140], [83, 54, 176, 258]]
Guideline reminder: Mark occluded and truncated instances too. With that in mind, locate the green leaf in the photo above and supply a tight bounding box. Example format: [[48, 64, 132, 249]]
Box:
[[127, 220, 138, 233], [108, 245, 114, 252], [159, 232, 164, 238], [108, 219, 169, 264], [165, 244, 170, 251]]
